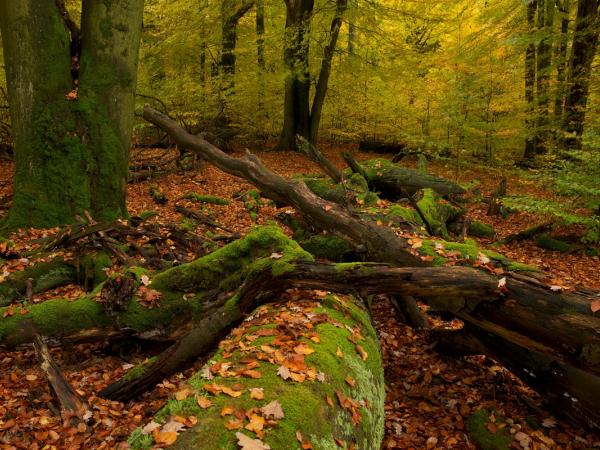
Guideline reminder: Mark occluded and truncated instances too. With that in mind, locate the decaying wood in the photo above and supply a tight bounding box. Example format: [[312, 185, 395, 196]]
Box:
[[487, 177, 507, 216], [33, 333, 91, 422], [175, 205, 233, 233], [343, 152, 465, 199], [498, 222, 553, 244], [99, 258, 600, 430], [143, 106, 424, 267], [296, 134, 343, 183]]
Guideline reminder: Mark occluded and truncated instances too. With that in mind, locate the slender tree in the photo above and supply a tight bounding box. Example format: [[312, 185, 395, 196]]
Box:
[[554, 0, 570, 122], [0, 0, 144, 229], [524, 0, 538, 158], [535, 0, 555, 154], [561, 0, 600, 149], [277, 0, 347, 150]]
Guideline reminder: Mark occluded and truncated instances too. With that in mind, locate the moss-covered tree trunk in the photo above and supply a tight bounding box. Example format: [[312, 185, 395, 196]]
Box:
[[128, 293, 385, 450], [0, 0, 143, 229]]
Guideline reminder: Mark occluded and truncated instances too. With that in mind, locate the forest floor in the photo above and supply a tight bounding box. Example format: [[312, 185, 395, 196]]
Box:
[[0, 144, 598, 449]]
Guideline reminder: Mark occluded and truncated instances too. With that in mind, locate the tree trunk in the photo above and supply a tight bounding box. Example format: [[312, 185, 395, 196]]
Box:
[[127, 293, 385, 450], [561, 0, 600, 149], [256, 0, 266, 117], [0, 0, 143, 229], [309, 0, 348, 144], [220, 0, 256, 117], [554, 0, 571, 123], [277, 0, 314, 150], [524, 1, 538, 158], [534, 0, 555, 154]]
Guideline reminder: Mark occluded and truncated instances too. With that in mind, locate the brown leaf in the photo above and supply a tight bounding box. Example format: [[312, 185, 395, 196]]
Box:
[[355, 344, 368, 361], [235, 432, 271, 450], [591, 299, 600, 313], [196, 395, 213, 409], [261, 400, 284, 420]]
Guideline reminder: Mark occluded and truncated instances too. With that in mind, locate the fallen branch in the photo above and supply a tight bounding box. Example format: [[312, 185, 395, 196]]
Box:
[[33, 333, 91, 422], [143, 106, 424, 267]]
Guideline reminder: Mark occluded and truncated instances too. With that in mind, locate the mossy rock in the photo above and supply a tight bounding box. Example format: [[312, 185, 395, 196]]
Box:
[[536, 235, 574, 253], [469, 221, 495, 238], [466, 409, 511, 450], [128, 294, 384, 450]]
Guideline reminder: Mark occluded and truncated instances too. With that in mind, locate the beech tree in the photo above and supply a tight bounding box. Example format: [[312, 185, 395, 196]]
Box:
[[0, 0, 144, 229]]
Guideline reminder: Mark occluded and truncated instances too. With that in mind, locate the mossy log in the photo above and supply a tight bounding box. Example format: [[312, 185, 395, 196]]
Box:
[[100, 251, 600, 428], [127, 293, 384, 450], [0, 258, 77, 307], [414, 188, 463, 239], [344, 155, 465, 199], [0, 226, 310, 347], [0, 255, 112, 307]]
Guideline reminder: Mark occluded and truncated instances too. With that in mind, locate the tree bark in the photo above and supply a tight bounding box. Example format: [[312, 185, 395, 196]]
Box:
[[524, 1, 538, 159], [0, 0, 144, 229], [561, 0, 600, 149], [277, 0, 315, 150]]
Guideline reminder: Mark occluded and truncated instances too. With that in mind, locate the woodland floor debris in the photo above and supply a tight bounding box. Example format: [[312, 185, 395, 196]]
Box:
[[0, 145, 599, 449]]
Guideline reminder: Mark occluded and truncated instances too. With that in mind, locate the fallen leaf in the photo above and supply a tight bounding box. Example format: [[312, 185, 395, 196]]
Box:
[[226, 419, 245, 430], [144, 421, 163, 434], [250, 388, 264, 400], [221, 406, 235, 416], [197, 395, 213, 409], [591, 299, 600, 313], [222, 386, 243, 397], [277, 365, 291, 380], [245, 414, 265, 433], [175, 388, 191, 400], [152, 430, 178, 446], [236, 432, 271, 450], [261, 400, 284, 420]]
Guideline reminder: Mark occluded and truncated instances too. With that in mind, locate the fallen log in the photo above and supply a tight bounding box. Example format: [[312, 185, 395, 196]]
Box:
[[127, 293, 384, 450], [295, 135, 343, 183], [142, 106, 424, 267], [343, 154, 465, 199], [0, 226, 309, 348]]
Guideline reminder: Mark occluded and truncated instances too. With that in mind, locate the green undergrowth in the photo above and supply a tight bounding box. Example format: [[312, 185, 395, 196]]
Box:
[[128, 294, 384, 450]]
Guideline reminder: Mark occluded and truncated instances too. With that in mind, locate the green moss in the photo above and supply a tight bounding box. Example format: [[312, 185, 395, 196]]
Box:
[[505, 261, 539, 272], [152, 226, 312, 294], [469, 221, 495, 238], [184, 192, 230, 206], [0, 297, 110, 346], [79, 253, 112, 288], [419, 238, 506, 266], [0, 258, 77, 307], [466, 410, 511, 450], [416, 188, 462, 239], [536, 235, 574, 253], [122, 356, 159, 382], [130, 295, 384, 450], [300, 234, 353, 261]]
